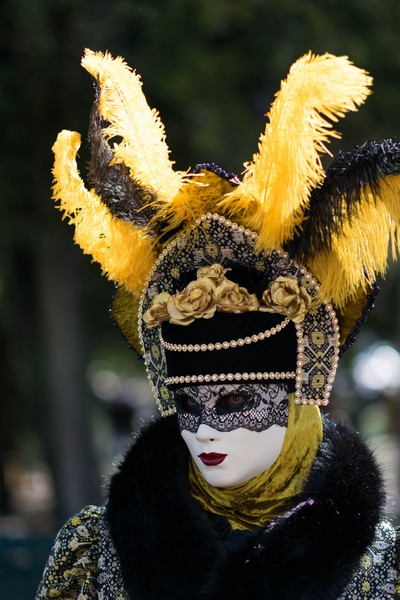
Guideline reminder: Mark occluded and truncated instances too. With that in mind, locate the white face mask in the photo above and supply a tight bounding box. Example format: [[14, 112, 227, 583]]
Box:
[[174, 383, 288, 488]]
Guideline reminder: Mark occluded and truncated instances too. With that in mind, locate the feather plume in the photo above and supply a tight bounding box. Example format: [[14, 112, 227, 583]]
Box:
[[219, 53, 372, 250], [81, 49, 184, 203], [285, 139, 400, 309], [309, 174, 400, 309], [86, 83, 160, 226], [289, 139, 400, 259], [112, 286, 143, 357], [156, 166, 237, 237], [52, 130, 157, 295]]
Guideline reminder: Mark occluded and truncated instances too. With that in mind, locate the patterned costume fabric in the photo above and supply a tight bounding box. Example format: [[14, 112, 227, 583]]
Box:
[[337, 521, 400, 599], [36, 506, 400, 599], [36, 506, 128, 600]]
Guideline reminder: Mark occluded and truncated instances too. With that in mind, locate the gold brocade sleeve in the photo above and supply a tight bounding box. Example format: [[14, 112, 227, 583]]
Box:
[[35, 505, 102, 599]]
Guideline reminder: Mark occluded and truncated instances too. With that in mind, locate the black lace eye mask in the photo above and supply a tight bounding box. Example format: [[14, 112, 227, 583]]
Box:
[[173, 383, 289, 433]]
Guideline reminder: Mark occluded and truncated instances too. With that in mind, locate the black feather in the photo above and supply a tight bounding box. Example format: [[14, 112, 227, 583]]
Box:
[[86, 81, 159, 226], [288, 138, 400, 261]]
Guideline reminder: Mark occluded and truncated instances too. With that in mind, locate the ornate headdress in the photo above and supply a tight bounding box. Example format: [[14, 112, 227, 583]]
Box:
[[52, 50, 400, 415]]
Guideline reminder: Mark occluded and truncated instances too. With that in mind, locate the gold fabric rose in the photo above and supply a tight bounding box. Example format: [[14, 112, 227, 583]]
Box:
[[215, 279, 259, 313], [167, 278, 217, 325], [260, 276, 311, 323], [197, 264, 229, 285], [144, 264, 312, 329], [143, 291, 171, 328]]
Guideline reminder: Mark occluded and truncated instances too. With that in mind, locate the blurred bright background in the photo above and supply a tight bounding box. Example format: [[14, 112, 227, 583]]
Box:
[[1, 0, 400, 596]]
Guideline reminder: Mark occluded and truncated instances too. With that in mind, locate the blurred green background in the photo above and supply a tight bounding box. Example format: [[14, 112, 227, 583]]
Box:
[[2, 0, 400, 597]]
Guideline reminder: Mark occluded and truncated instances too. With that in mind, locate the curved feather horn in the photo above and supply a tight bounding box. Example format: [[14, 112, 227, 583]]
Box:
[[52, 130, 157, 296], [86, 82, 159, 226], [81, 49, 185, 205], [308, 173, 400, 310], [289, 139, 400, 261], [219, 52, 372, 250], [283, 139, 400, 341]]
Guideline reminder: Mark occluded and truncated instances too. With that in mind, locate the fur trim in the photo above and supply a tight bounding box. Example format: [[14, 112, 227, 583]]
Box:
[[106, 416, 384, 600], [106, 417, 220, 599]]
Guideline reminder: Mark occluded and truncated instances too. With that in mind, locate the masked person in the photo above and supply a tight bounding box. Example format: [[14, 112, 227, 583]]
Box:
[[36, 50, 400, 599]]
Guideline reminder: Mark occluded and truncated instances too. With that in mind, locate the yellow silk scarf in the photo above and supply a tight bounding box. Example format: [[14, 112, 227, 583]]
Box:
[[189, 393, 322, 530]]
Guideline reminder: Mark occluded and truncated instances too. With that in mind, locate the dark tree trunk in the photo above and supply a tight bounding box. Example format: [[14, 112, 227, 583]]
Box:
[[37, 234, 101, 523]]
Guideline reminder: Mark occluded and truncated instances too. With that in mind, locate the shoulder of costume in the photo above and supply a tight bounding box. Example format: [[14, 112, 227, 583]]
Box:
[[337, 519, 400, 599], [106, 415, 189, 519], [35, 505, 105, 598], [304, 416, 385, 513]]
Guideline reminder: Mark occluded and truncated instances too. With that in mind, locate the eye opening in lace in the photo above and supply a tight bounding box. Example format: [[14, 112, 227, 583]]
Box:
[[215, 391, 253, 415], [174, 393, 201, 415]]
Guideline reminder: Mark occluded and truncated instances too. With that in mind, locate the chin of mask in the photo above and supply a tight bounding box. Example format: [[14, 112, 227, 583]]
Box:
[[174, 383, 288, 488]]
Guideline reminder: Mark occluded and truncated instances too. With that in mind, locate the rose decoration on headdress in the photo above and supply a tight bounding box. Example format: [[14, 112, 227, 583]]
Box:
[[215, 279, 259, 313], [197, 263, 228, 285], [167, 278, 217, 325], [142, 292, 171, 328], [143, 265, 311, 327], [260, 276, 312, 323], [144, 264, 260, 327]]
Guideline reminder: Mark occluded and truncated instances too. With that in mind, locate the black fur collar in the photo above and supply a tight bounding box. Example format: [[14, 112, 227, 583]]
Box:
[[106, 416, 384, 600]]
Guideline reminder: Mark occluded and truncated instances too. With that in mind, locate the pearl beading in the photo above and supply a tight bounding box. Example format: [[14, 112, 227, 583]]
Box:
[[165, 371, 296, 385], [138, 212, 341, 414], [292, 301, 340, 407], [159, 316, 290, 352]]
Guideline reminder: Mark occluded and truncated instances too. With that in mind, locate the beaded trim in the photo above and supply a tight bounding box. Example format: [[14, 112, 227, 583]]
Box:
[[165, 371, 296, 385], [159, 316, 290, 352], [293, 311, 340, 407], [138, 212, 341, 414]]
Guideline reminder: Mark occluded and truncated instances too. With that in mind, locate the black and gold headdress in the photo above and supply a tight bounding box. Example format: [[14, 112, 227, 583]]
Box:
[[52, 49, 400, 414]]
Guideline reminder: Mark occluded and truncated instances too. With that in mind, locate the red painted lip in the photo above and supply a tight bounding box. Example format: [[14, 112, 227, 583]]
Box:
[[198, 452, 227, 466]]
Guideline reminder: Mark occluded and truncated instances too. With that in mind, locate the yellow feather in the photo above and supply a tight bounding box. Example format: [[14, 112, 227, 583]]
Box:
[[156, 170, 236, 235], [219, 53, 372, 250], [81, 49, 184, 202], [309, 174, 400, 310], [52, 130, 157, 295]]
